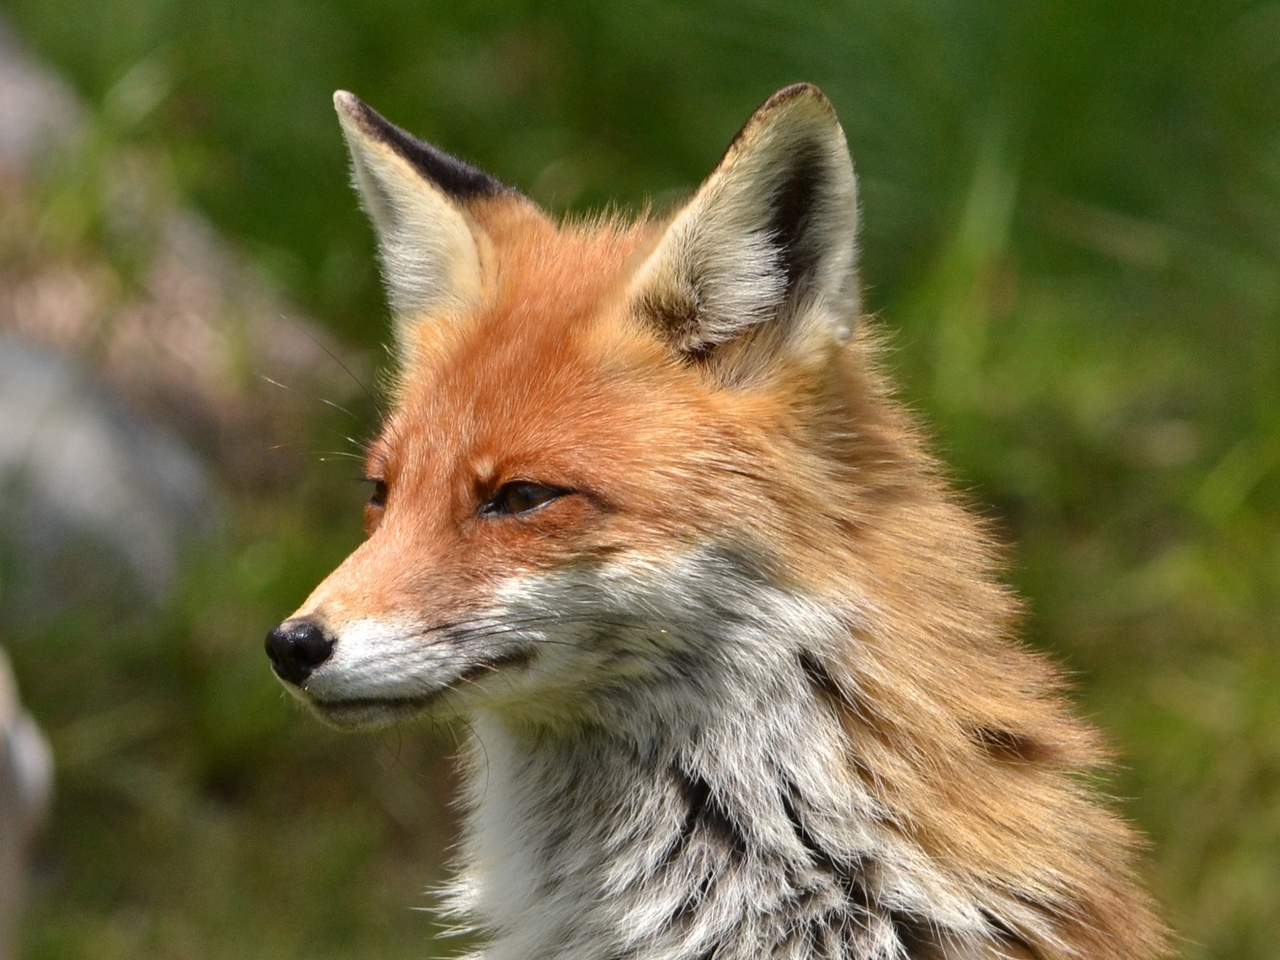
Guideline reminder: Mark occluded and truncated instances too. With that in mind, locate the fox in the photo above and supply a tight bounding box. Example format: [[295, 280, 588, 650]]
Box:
[[265, 84, 1169, 960]]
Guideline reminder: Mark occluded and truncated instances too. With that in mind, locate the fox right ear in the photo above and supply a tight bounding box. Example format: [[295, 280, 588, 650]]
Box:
[[334, 92, 508, 341], [628, 84, 859, 383]]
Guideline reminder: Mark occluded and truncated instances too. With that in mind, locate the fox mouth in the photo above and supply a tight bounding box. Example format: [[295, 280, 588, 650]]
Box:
[[302, 649, 534, 728], [308, 692, 446, 728]]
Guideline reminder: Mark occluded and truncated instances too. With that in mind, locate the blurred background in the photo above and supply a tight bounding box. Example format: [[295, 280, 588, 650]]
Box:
[[0, 0, 1276, 957]]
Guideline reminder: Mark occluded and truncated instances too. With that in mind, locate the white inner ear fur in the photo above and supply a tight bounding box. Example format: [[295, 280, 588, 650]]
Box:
[[629, 90, 860, 366], [335, 98, 484, 341]]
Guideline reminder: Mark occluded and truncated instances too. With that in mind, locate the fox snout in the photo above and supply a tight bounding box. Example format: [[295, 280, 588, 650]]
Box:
[[265, 619, 336, 686]]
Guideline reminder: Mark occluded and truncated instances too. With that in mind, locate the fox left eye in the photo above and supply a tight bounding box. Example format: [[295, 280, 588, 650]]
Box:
[[363, 477, 389, 535], [482, 482, 567, 517]]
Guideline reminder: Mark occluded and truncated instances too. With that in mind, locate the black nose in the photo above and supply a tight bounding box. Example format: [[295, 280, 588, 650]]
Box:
[[265, 620, 335, 686]]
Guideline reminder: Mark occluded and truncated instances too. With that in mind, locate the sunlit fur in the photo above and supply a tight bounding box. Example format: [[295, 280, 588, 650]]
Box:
[[273, 85, 1168, 959]]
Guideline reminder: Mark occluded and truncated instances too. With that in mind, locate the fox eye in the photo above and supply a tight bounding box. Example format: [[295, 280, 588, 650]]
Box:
[[363, 477, 389, 534], [481, 481, 567, 517]]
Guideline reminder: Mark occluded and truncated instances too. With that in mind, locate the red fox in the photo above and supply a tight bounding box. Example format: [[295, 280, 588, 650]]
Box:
[[266, 84, 1168, 959]]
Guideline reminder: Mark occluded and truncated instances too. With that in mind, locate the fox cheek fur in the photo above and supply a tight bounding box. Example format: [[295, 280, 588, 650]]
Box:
[[264, 84, 1169, 959]]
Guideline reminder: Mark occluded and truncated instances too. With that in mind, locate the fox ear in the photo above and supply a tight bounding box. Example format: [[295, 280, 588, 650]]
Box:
[[334, 92, 509, 335], [629, 84, 859, 379]]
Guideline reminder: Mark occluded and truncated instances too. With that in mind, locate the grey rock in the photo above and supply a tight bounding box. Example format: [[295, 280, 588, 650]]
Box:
[[0, 648, 51, 960], [0, 334, 220, 609], [0, 17, 80, 178]]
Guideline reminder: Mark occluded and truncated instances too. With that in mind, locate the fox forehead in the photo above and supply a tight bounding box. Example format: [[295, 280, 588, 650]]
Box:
[[376, 207, 668, 478], [365, 205, 774, 555], [395, 203, 654, 371]]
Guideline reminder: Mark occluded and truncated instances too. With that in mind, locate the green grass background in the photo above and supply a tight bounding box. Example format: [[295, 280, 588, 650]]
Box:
[[3, 0, 1279, 957]]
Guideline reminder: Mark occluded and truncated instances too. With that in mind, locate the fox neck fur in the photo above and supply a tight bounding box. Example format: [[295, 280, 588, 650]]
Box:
[[447, 555, 1034, 960]]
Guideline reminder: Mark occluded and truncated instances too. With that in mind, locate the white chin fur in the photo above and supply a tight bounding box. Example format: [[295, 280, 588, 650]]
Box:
[[291, 545, 842, 724], [296, 617, 462, 708]]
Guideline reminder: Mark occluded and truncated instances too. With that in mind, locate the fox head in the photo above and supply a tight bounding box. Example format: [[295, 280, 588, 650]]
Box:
[[265, 84, 875, 730]]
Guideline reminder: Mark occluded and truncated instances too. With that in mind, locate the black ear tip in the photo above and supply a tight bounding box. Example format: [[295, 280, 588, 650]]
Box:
[[331, 90, 512, 201], [334, 89, 361, 115], [753, 84, 836, 121], [333, 90, 409, 146], [765, 83, 830, 107], [720, 84, 841, 163], [334, 90, 383, 137]]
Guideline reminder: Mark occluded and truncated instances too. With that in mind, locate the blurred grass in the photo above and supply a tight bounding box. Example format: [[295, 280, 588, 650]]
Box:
[[8, 485, 466, 959], [2, 0, 1278, 957]]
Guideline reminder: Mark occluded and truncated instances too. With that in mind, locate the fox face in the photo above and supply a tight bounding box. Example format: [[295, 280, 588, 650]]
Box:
[[267, 85, 866, 730]]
